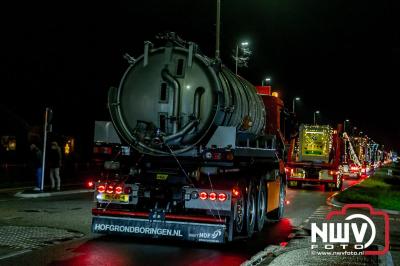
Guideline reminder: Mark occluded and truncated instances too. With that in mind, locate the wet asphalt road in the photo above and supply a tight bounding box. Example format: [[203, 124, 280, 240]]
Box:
[[1, 179, 360, 266]]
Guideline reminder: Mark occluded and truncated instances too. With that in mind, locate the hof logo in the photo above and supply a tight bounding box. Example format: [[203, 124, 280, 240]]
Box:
[[211, 229, 222, 239], [310, 204, 390, 255], [198, 229, 222, 239]]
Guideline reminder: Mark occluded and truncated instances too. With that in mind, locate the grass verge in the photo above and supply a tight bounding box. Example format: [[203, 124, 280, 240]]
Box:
[[337, 166, 400, 211]]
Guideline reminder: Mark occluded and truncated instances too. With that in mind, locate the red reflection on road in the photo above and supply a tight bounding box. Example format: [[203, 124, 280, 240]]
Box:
[[263, 218, 293, 243], [51, 242, 130, 266], [184, 252, 245, 266]]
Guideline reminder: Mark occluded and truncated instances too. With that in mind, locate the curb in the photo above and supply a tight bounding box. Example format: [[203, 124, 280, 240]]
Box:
[[378, 247, 394, 266], [241, 245, 286, 266], [14, 189, 93, 198], [327, 190, 400, 216], [0, 186, 35, 193], [244, 245, 393, 266]]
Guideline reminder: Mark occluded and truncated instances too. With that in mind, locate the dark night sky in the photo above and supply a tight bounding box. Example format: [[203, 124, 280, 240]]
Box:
[[0, 1, 397, 151]]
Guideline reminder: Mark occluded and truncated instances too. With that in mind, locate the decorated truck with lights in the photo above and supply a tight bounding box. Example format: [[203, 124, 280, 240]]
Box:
[[344, 135, 381, 177], [341, 132, 363, 178], [91, 34, 287, 243], [285, 124, 343, 191]]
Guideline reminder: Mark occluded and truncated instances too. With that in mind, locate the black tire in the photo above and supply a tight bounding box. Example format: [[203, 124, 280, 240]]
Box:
[[267, 176, 286, 221], [256, 177, 267, 232], [245, 180, 256, 237], [324, 183, 331, 191]]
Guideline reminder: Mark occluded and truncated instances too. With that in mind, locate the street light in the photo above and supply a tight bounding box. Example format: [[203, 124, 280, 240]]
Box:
[[234, 41, 250, 75], [344, 119, 350, 133], [262, 77, 271, 86], [314, 110, 320, 125], [292, 97, 300, 113]]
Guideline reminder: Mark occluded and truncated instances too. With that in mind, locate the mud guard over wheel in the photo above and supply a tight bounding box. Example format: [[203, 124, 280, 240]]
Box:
[[267, 174, 286, 221]]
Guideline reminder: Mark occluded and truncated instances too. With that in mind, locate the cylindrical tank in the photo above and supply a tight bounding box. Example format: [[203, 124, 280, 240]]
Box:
[[108, 41, 265, 155]]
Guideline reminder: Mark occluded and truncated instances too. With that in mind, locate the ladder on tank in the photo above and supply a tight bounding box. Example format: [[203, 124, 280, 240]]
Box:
[[343, 132, 361, 167]]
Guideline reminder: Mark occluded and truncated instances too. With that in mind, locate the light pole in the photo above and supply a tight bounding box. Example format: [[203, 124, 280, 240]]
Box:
[[314, 110, 320, 125], [41, 107, 53, 191], [292, 97, 300, 113], [344, 119, 350, 133], [261, 77, 271, 86], [215, 0, 221, 59], [235, 41, 249, 75]]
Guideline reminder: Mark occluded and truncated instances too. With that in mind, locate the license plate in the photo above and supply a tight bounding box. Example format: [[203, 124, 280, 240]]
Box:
[[100, 194, 129, 203], [156, 174, 168, 180]]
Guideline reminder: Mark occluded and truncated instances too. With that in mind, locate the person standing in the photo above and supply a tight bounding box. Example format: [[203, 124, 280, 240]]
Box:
[[48, 141, 62, 191], [30, 143, 43, 191]]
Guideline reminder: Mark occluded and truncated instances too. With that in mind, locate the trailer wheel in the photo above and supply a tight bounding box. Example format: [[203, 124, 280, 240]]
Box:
[[267, 178, 285, 221], [245, 180, 256, 237], [256, 178, 267, 232]]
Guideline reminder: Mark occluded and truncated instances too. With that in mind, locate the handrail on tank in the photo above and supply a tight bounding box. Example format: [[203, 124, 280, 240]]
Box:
[[161, 68, 180, 134]]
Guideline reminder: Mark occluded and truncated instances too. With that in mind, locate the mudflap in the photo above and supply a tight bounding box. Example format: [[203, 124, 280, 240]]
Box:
[[92, 216, 226, 243]]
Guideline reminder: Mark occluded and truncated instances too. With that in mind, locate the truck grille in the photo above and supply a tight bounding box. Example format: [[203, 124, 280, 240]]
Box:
[[305, 168, 320, 179]]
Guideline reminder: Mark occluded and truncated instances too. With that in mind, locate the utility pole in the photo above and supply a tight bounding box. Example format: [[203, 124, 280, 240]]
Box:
[[313, 110, 320, 125], [41, 107, 52, 191], [235, 44, 239, 74], [215, 0, 221, 59], [292, 97, 300, 113], [233, 42, 250, 75]]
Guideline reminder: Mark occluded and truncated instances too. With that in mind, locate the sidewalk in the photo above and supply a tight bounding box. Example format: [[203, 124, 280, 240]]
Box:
[[243, 167, 398, 266], [14, 188, 93, 198], [8, 183, 94, 198], [243, 209, 396, 266]]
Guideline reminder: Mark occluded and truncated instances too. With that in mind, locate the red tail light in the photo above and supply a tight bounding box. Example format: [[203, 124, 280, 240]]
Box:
[[87, 181, 94, 188], [209, 192, 217, 201], [124, 187, 132, 194], [103, 147, 112, 154], [115, 186, 123, 194], [106, 185, 114, 194], [97, 185, 105, 193], [218, 193, 227, 202], [232, 188, 240, 197], [226, 152, 234, 161], [199, 192, 208, 200], [212, 153, 222, 160]]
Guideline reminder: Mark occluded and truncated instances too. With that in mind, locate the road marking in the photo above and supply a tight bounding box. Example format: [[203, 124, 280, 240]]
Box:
[[0, 249, 31, 260]]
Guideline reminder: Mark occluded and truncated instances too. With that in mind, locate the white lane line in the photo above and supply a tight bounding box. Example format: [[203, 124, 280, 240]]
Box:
[[0, 249, 31, 260]]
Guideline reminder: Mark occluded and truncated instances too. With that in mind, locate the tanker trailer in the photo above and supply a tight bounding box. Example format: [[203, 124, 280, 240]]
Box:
[[91, 34, 287, 243]]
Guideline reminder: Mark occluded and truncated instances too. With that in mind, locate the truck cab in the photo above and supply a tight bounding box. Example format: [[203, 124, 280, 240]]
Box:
[[285, 124, 343, 191]]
